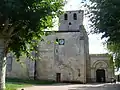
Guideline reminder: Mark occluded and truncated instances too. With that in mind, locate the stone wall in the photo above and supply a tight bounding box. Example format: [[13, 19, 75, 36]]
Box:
[[6, 54, 35, 79], [59, 10, 83, 31], [36, 32, 88, 83], [6, 56, 29, 79]]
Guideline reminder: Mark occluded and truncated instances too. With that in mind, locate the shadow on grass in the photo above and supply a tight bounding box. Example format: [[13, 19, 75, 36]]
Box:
[[6, 78, 56, 85]]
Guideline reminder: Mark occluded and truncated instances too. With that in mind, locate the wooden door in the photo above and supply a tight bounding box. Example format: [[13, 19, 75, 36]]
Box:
[[96, 69, 105, 83], [56, 73, 61, 82]]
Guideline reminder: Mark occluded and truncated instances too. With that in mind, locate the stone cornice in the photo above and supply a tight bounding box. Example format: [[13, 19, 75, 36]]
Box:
[[90, 54, 109, 57]]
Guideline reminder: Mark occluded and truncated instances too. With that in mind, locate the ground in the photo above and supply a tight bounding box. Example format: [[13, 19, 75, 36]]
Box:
[[6, 78, 120, 90], [6, 78, 56, 90], [18, 83, 120, 90]]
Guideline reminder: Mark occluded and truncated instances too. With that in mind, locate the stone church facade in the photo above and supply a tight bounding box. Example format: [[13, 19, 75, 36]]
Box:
[[6, 10, 114, 83]]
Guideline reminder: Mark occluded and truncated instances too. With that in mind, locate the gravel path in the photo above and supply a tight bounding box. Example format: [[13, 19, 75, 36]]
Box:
[[18, 83, 120, 90]]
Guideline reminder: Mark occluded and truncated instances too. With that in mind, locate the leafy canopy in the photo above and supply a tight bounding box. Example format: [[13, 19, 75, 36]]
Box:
[[88, 0, 120, 69], [89, 0, 120, 41], [0, 0, 64, 59]]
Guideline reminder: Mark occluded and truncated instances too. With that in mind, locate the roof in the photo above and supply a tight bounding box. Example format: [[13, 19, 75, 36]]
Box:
[[90, 53, 109, 57], [65, 10, 84, 12]]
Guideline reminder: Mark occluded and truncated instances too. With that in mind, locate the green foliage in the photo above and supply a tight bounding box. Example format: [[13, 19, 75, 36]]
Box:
[[107, 42, 120, 70], [88, 0, 120, 68], [6, 83, 29, 90], [0, 0, 64, 59], [88, 0, 120, 41], [108, 53, 114, 68]]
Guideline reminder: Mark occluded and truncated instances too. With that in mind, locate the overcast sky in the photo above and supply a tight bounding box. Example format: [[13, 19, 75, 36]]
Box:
[[64, 0, 108, 54]]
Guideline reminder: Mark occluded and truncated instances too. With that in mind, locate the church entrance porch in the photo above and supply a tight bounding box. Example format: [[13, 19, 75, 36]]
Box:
[[96, 69, 106, 83]]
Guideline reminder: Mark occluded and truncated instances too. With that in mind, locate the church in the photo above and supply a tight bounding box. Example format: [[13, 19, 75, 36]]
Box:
[[6, 10, 114, 83]]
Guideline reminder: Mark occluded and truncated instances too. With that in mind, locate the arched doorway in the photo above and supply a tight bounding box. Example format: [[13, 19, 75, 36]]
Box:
[[96, 69, 106, 83]]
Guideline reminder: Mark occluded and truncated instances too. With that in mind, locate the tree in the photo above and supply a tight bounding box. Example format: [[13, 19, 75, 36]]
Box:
[[0, 0, 64, 90], [107, 42, 120, 70], [88, 0, 120, 69]]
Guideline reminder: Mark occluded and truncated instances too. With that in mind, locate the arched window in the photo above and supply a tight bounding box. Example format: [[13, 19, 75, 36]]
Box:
[[73, 13, 77, 20], [64, 13, 68, 20]]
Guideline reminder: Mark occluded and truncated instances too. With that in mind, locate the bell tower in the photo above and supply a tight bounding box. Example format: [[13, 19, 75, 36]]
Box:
[[59, 10, 84, 31]]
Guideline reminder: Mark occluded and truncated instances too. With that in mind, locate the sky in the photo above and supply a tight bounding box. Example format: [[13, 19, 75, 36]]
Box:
[[64, 0, 108, 54]]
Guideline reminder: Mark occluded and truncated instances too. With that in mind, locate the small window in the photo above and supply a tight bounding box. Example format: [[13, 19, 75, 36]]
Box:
[[69, 22, 72, 25], [56, 49, 58, 53], [78, 73, 81, 77], [64, 13, 68, 20], [73, 13, 77, 20], [56, 38, 59, 42], [78, 69, 80, 77]]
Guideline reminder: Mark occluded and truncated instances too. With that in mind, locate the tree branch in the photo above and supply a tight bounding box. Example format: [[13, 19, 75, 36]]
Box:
[[10, 30, 20, 37], [2, 19, 9, 35], [8, 22, 21, 36]]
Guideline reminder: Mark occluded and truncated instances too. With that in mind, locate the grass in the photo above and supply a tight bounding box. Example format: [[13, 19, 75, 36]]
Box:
[[6, 78, 56, 90], [6, 83, 30, 90]]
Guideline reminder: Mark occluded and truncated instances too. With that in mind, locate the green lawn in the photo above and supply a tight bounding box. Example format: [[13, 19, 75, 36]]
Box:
[[6, 78, 56, 90], [6, 83, 30, 90]]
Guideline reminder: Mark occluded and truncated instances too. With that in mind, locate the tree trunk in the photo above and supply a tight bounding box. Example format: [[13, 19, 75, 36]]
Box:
[[0, 39, 7, 90]]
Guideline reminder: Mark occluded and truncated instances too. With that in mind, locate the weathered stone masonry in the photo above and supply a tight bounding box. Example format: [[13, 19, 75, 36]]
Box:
[[6, 10, 114, 83]]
